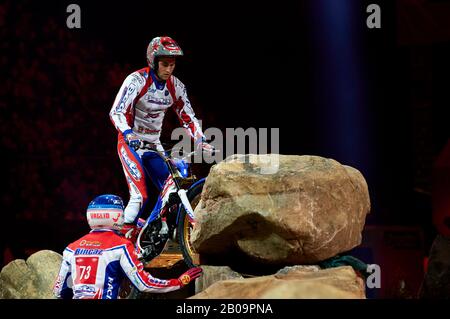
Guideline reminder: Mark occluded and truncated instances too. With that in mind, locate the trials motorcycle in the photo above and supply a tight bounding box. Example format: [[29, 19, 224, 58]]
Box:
[[134, 141, 206, 268]]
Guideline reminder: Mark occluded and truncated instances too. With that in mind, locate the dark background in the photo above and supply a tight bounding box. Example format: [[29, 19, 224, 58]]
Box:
[[0, 0, 449, 297]]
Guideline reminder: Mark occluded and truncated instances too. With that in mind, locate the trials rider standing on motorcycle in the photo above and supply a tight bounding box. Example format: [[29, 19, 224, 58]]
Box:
[[109, 36, 214, 238]]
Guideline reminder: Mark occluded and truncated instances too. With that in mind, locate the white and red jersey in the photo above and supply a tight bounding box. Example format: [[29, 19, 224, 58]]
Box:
[[53, 229, 181, 299], [109, 67, 205, 146]]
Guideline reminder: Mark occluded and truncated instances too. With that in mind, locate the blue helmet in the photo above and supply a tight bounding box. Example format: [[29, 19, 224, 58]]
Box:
[[86, 194, 125, 230]]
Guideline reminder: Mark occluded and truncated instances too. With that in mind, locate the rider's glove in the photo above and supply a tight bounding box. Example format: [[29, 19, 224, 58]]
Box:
[[121, 218, 145, 242], [201, 142, 215, 155], [124, 130, 142, 151], [121, 223, 137, 239], [136, 218, 146, 229], [195, 138, 215, 155], [177, 267, 203, 287]]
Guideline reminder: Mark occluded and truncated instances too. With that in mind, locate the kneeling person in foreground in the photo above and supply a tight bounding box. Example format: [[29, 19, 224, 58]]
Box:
[[53, 194, 202, 299]]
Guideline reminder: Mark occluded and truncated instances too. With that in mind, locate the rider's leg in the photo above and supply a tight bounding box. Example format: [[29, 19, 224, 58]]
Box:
[[140, 152, 181, 241], [141, 152, 171, 220], [141, 151, 170, 190], [117, 136, 148, 224]]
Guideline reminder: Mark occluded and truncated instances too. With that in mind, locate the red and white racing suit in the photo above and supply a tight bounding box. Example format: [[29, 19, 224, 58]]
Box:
[[109, 67, 205, 224], [53, 229, 182, 299]]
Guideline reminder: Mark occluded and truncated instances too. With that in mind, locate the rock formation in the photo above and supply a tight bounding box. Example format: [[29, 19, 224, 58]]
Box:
[[0, 250, 62, 299], [192, 154, 370, 265], [191, 265, 366, 299]]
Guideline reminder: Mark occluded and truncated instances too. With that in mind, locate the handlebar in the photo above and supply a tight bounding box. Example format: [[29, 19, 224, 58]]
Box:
[[132, 140, 219, 190], [138, 141, 199, 162]]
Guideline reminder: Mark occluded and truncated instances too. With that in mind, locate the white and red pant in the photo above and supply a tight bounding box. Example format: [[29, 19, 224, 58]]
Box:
[[117, 135, 177, 224]]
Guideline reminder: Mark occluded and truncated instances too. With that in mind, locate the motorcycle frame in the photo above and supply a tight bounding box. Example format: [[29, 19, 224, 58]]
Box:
[[135, 147, 203, 255]]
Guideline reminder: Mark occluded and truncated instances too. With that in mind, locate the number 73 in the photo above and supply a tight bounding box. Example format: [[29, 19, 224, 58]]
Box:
[[79, 265, 92, 280]]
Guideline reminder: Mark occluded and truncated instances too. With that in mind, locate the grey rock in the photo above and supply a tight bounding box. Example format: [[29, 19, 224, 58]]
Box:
[[195, 265, 243, 294], [0, 250, 62, 299], [191, 266, 366, 299]]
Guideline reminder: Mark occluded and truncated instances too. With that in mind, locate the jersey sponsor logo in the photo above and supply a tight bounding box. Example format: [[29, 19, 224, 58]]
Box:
[[115, 86, 128, 112], [74, 248, 103, 255], [116, 83, 137, 112], [136, 127, 160, 135], [106, 277, 114, 299], [74, 285, 96, 294], [131, 73, 144, 85], [120, 147, 142, 181], [150, 278, 168, 285], [80, 240, 102, 247], [145, 96, 172, 106]]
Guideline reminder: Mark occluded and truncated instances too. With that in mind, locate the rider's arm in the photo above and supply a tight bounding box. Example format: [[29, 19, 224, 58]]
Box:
[[120, 242, 182, 293], [171, 77, 206, 144], [109, 72, 145, 137], [53, 248, 74, 299]]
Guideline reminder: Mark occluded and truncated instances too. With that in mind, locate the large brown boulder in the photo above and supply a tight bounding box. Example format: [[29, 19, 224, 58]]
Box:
[[191, 154, 370, 265], [191, 265, 366, 299], [0, 250, 62, 299]]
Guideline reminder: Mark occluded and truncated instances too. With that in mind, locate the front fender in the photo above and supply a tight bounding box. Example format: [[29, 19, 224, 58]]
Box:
[[188, 177, 206, 191]]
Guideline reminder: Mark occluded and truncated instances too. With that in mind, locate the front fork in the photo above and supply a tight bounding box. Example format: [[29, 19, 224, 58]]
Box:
[[177, 189, 195, 222], [159, 175, 196, 224], [137, 176, 195, 255]]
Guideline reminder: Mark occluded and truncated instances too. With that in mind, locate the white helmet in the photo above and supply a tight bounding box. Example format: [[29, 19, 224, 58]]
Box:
[[86, 194, 124, 230], [146, 36, 183, 69]]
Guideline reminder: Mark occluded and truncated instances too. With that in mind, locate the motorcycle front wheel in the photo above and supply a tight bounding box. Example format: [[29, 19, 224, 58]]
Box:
[[177, 181, 204, 268]]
